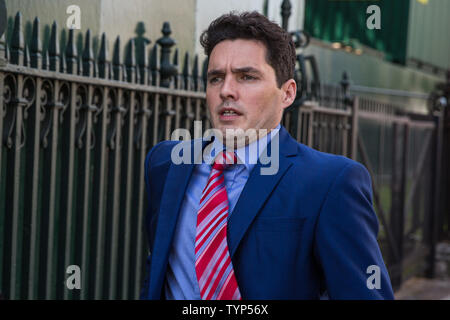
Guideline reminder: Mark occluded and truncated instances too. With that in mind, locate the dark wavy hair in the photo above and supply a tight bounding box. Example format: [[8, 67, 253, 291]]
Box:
[[200, 11, 296, 88]]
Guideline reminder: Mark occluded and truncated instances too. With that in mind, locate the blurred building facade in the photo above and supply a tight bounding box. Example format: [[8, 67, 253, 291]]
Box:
[[302, 0, 449, 112]]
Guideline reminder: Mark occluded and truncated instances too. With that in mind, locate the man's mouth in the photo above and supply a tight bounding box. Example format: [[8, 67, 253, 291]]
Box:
[[218, 107, 242, 121], [222, 110, 238, 115]]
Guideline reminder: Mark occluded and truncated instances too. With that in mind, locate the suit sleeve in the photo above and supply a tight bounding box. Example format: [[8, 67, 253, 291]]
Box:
[[313, 161, 394, 299]]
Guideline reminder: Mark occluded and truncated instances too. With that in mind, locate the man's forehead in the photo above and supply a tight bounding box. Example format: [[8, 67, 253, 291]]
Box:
[[208, 39, 269, 70]]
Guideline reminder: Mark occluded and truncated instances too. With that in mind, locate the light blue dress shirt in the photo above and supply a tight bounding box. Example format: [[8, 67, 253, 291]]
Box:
[[164, 124, 281, 300]]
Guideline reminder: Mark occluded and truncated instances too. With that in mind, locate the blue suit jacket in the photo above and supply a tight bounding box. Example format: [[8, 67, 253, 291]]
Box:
[[140, 125, 394, 299]]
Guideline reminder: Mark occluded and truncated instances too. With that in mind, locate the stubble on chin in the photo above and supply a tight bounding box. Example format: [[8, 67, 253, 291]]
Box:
[[218, 125, 272, 150]]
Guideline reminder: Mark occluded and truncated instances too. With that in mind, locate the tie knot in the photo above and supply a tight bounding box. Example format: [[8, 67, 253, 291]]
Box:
[[212, 150, 237, 171]]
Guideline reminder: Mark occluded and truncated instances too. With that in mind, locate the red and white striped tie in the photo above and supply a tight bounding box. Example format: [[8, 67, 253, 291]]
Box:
[[195, 150, 242, 300]]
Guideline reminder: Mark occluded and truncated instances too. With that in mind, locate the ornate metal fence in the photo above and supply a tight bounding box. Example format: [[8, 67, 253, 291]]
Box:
[[0, 12, 211, 300], [0, 9, 445, 299], [282, 86, 445, 290]]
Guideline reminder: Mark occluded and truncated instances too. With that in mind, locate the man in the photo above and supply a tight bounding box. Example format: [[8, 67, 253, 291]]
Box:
[[140, 11, 394, 300]]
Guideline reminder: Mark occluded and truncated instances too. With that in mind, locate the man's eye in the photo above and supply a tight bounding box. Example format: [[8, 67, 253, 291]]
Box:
[[242, 74, 256, 81], [209, 77, 221, 84]]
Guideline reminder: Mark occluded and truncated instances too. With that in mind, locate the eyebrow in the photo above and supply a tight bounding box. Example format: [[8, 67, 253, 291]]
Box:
[[207, 67, 263, 78]]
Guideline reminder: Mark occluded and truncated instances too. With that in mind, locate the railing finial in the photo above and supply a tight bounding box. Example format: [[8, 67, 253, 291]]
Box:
[[192, 54, 199, 91], [11, 11, 24, 65], [30, 17, 41, 69], [156, 22, 177, 87], [182, 52, 190, 90], [137, 35, 148, 85], [173, 48, 179, 88], [149, 43, 159, 86], [82, 29, 94, 77], [281, 0, 292, 31], [125, 38, 137, 83], [59, 51, 66, 73], [42, 49, 49, 70], [49, 21, 59, 71], [65, 29, 78, 74], [23, 44, 29, 67], [98, 33, 109, 79], [112, 36, 122, 81], [202, 57, 208, 92]]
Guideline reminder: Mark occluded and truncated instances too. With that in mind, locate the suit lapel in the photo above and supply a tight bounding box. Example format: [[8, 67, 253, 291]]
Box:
[[227, 126, 299, 258]]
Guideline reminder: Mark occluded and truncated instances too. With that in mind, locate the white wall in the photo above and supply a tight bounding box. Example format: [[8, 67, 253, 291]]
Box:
[[99, 0, 197, 63]]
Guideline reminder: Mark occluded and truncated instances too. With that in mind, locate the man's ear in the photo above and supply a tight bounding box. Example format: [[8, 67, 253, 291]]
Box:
[[281, 79, 297, 109]]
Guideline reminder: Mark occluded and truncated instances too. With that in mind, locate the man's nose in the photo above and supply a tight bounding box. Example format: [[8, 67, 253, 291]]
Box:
[[219, 75, 238, 101]]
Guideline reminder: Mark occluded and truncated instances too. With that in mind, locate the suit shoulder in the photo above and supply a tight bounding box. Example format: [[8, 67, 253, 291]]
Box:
[[145, 140, 179, 168], [295, 143, 366, 175], [297, 145, 373, 204]]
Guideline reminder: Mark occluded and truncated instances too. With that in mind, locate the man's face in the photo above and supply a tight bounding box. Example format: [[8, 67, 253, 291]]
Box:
[[206, 39, 295, 144]]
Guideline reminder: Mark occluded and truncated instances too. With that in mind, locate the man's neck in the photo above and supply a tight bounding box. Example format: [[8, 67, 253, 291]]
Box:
[[221, 125, 280, 149]]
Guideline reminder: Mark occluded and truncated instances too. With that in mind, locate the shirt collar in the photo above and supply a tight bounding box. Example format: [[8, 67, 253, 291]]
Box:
[[203, 124, 281, 171]]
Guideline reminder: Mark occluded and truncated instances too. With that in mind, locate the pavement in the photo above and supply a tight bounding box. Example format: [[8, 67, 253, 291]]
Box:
[[394, 277, 450, 300]]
